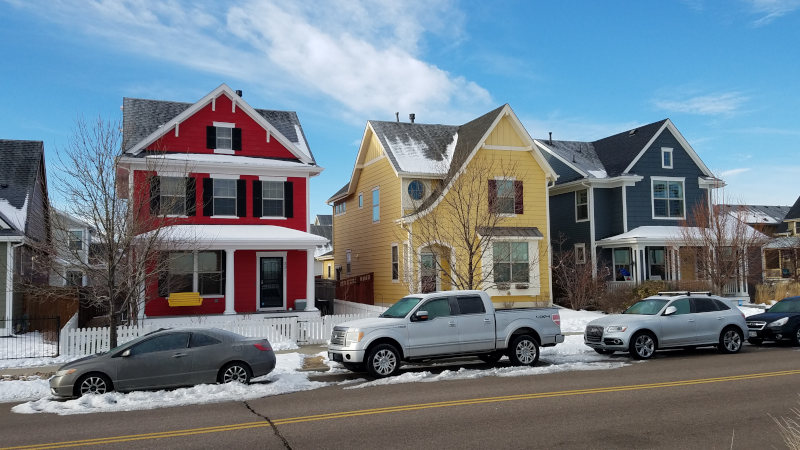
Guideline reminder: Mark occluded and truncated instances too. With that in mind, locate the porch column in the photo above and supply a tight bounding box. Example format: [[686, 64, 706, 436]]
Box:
[[224, 249, 235, 315], [306, 249, 317, 311]]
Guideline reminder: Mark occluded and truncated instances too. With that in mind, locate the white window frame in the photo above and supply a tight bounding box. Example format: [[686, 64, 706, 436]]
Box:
[[493, 177, 517, 216], [68, 229, 83, 251], [165, 250, 225, 297], [372, 187, 380, 223], [575, 189, 589, 222], [213, 121, 235, 154], [160, 176, 187, 217], [334, 201, 346, 216], [575, 243, 586, 265], [358, 192, 363, 208], [212, 178, 237, 217], [391, 244, 399, 282], [482, 236, 541, 296], [261, 180, 285, 218], [661, 147, 673, 169], [346, 249, 352, 275], [651, 176, 686, 220]]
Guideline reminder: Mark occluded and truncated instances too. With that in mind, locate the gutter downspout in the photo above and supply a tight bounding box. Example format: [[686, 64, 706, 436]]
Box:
[[546, 179, 555, 305]]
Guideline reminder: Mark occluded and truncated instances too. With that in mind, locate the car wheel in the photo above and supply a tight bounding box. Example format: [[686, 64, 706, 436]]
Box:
[[747, 338, 763, 346], [508, 335, 540, 366], [718, 327, 743, 354], [593, 348, 615, 355], [75, 373, 113, 397], [342, 362, 365, 372], [629, 332, 657, 360], [219, 362, 252, 384], [365, 343, 401, 378], [478, 351, 504, 364], [793, 327, 800, 347]]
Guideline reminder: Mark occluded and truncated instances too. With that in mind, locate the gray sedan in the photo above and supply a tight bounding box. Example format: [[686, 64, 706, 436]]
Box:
[[50, 328, 276, 398], [584, 293, 747, 359]]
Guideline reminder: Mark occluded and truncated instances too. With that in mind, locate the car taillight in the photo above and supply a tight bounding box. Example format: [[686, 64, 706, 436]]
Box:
[[552, 313, 561, 326], [254, 343, 271, 351]]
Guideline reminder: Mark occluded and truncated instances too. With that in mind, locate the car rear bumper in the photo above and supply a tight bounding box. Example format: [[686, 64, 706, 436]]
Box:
[[251, 352, 277, 377]]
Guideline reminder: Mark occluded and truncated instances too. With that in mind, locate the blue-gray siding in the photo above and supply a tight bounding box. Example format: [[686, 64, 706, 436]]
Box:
[[549, 191, 590, 250], [593, 187, 624, 240]]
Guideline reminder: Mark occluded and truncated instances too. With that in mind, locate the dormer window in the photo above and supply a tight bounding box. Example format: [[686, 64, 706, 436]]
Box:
[[207, 122, 241, 154]]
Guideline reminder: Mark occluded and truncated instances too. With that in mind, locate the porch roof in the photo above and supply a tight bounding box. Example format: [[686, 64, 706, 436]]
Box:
[[477, 226, 543, 238], [596, 226, 699, 247], [150, 225, 328, 250], [764, 236, 800, 249]]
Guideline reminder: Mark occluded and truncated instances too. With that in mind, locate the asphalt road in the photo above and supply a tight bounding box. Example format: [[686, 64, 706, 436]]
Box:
[[1, 343, 799, 449]]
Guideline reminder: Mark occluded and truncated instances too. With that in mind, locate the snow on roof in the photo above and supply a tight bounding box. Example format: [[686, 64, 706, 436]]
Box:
[[0, 196, 28, 232], [587, 170, 607, 179], [144, 153, 319, 169], [149, 225, 328, 250], [597, 224, 765, 246]]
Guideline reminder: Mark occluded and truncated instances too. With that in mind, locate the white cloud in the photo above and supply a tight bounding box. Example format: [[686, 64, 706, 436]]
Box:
[[653, 92, 748, 116], [742, 0, 800, 26], [719, 168, 751, 177], [8, 0, 490, 122]]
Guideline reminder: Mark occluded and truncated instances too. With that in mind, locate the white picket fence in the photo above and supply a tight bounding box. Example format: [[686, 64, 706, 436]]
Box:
[[59, 313, 379, 356], [333, 299, 387, 315]]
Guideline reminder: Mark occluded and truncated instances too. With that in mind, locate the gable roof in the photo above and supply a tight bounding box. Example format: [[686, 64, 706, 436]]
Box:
[[592, 119, 668, 177], [122, 84, 315, 164], [369, 121, 459, 174], [0, 140, 44, 236], [315, 214, 332, 226], [309, 223, 332, 242], [720, 204, 792, 225], [785, 196, 800, 221]]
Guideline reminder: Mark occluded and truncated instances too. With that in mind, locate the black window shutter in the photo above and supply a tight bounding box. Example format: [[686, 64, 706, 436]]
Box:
[[206, 126, 216, 149], [149, 176, 161, 216], [236, 179, 247, 217], [232, 128, 242, 151], [514, 180, 524, 214], [487, 179, 497, 213], [284, 181, 294, 218], [202, 178, 214, 217], [252, 180, 263, 217], [186, 177, 196, 216], [158, 252, 168, 297]]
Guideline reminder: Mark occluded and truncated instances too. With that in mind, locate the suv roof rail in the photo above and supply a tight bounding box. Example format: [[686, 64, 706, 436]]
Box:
[[657, 291, 712, 296]]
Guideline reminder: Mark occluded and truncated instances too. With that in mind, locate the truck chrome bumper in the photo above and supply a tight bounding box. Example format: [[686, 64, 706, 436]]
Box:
[[328, 349, 365, 363]]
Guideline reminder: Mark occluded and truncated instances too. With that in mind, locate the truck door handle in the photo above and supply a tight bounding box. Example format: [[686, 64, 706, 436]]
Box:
[[484, 318, 492, 323], [687, 319, 695, 323], [448, 321, 456, 327]]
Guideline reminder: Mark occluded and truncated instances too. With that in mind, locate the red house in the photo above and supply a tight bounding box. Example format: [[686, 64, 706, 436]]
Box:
[[118, 84, 326, 319]]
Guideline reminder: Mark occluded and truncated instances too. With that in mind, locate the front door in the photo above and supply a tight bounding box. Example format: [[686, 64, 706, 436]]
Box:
[[421, 253, 437, 293], [259, 257, 283, 309]]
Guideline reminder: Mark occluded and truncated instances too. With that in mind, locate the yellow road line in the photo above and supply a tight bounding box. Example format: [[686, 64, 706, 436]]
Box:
[[6, 368, 800, 449]]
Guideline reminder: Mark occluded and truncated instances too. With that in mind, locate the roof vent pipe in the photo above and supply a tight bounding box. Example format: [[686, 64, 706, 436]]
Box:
[[235, 90, 243, 97], [548, 132, 552, 145], [409, 113, 415, 124], [396, 112, 399, 122]]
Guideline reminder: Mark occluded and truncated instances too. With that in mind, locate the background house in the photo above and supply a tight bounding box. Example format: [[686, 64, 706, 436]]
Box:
[[762, 195, 800, 282], [310, 214, 334, 279], [0, 140, 51, 330], [117, 84, 325, 321], [49, 209, 94, 288], [328, 105, 557, 307]]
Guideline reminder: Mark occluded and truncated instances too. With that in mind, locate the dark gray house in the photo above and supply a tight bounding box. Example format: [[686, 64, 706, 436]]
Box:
[[0, 140, 51, 326], [535, 120, 740, 294]]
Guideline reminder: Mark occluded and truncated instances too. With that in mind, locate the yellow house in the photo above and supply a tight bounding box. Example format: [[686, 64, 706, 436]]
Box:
[[328, 105, 558, 307]]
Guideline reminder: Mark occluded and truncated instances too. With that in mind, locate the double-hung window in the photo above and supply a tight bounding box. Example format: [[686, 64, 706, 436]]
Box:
[[197, 251, 224, 296], [576, 189, 589, 222], [216, 126, 232, 150], [213, 179, 237, 216], [489, 179, 523, 215], [391, 245, 399, 281], [652, 178, 684, 219], [493, 242, 529, 283], [167, 251, 194, 294], [207, 123, 241, 153], [68, 230, 83, 251], [160, 176, 187, 216], [262, 181, 284, 217]]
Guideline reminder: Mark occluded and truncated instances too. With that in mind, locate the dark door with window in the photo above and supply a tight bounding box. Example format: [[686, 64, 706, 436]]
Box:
[[260, 257, 283, 308]]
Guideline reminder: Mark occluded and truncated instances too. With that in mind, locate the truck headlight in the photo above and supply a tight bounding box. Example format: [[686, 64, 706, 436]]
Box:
[[345, 331, 364, 345], [606, 326, 627, 333], [769, 317, 789, 327], [55, 369, 77, 377]]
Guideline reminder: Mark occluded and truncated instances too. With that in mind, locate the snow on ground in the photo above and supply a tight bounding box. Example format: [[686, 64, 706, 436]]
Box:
[[10, 353, 328, 415], [557, 307, 605, 333], [0, 377, 50, 403]]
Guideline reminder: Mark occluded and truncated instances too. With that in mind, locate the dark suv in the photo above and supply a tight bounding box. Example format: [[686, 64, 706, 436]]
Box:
[[745, 296, 800, 346]]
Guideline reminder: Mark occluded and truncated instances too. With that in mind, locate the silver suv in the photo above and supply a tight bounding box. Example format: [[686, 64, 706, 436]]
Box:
[[584, 292, 747, 359]]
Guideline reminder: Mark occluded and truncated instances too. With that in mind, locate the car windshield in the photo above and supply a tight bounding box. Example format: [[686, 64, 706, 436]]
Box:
[[768, 299, 800, 313], [623, 299, 669, 315], [380, 297, 422, 318]]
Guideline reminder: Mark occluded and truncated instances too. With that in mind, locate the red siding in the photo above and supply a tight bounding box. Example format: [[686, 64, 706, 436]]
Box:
[[150, 94, 298, 160]]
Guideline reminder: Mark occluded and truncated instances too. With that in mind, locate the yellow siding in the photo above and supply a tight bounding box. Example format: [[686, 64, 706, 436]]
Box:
[[484, 116, 526, 147], [321, 260, 335, 280], [363, 132, 385, 162]]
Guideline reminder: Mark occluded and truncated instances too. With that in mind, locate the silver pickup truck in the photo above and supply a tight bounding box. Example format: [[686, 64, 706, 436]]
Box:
[[328, 290, 564, 377]]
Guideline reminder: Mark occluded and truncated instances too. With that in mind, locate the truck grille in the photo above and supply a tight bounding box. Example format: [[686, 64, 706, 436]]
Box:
[[747, 321, 766, 330], [330, 327, 347, 346], [585, 325, 603, 343]]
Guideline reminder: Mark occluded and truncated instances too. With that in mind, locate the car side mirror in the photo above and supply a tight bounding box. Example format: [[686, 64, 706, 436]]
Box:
[[414, 310, 429, 321], [663, 306, 677, 316], [121, 349, 131, 357]]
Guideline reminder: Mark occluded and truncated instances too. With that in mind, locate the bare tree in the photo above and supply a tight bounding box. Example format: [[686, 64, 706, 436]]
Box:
[[399, 158, 542, 293], [672, 190, 769, 296], [551, 233, 604, 310], [38, 117, 187, 348]]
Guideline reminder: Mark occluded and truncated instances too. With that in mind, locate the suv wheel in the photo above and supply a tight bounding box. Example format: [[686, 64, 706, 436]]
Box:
[[793, 327, 800, 347], [718, 327, 743, 354], [629, 332, 657, 360]]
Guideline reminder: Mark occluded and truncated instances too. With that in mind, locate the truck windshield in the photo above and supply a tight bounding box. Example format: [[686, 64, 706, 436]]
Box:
[[380, 297, 422, 318], [623, 299, 668, 315]]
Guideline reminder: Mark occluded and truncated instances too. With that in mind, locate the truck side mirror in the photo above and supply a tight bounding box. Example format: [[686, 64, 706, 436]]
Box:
[[663, 305, 677, 316], [414, 310, 429, 321]]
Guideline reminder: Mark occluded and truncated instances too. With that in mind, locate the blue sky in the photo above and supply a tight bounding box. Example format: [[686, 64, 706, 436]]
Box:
[[1, 0, 799, 219]]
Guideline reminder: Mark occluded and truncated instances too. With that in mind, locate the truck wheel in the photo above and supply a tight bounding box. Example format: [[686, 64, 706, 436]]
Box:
[[718, 327, 743, 354], [628, 331, 657, 360], [478, 351, 504, 364], [365, 343, 401, 378], [507, 335, 539, 366], [342, 362, 365, 372]]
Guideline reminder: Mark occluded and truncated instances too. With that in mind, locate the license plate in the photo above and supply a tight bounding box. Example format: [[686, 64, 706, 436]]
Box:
[[749, 331, 757, 337]]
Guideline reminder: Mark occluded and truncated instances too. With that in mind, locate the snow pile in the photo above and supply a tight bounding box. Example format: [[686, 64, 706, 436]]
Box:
[[0, 377, 50, 402], [11, 353, 327, 415], [557, 308, 605, 333]]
